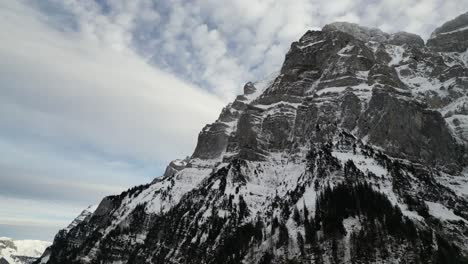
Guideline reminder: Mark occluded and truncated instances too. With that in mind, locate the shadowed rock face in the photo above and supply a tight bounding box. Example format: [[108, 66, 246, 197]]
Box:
[[340, 91, 361, 131], [36, 12, 468, 264], [359, 87, 462, 172], [322, 22, 425, 47], [192, 83, 258, 160], [428, 11, 468, 52], [236, 106, 267, 161], [322, 22, 389, 42], [368, 64, 406, 88], [162, 159, 187, 178], [191, 122, 231, 159], [274, 29, 374, 97], [262, 30, 355, 101], [243, 82, 256, 95], [206, 21, 466, 169], [388, 32, 425, 47]]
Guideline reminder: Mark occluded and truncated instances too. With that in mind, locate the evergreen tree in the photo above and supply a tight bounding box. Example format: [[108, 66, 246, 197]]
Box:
[[292, 206, 301, 224]]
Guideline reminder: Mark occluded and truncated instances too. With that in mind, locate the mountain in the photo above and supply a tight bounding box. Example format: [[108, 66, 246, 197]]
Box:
[[64, 205, 99, 233], [0, 237, 51, 264], [36, 12, 468, 264]]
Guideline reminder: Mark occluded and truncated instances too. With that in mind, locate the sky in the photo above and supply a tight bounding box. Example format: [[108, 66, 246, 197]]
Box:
[[1, 0, 467, 241]]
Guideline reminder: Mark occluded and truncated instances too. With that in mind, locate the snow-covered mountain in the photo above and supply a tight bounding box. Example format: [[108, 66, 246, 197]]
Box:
[[64, 205, 98, 233], [0, 237, 51, 264], [36, 12, 468, 264]]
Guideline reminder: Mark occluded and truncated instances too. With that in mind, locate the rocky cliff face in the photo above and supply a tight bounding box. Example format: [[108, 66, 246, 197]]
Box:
[[36, 13, 468, 264], [428, 11, 468, 52]]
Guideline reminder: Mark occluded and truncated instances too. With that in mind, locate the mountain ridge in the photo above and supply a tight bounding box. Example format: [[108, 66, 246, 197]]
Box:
[[36, 12, 468, 264], [0, 237, 51, 264]]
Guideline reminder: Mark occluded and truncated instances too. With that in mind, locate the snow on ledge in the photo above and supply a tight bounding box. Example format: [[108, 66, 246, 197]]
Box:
[[425, 201, 466, 222]]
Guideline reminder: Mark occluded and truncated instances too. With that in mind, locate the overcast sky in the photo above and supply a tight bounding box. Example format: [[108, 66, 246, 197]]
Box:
[[1, 0, 467, 241]]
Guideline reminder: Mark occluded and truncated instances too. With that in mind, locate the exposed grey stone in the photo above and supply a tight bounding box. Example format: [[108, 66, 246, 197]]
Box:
[[427, 11, 468, 52], [340, 91, 361, 131], [163, 159, 187, 178], [243, 82, 256, 94], [375, 44, 392, 64], [388, 32, 425, 47], [256, 93, 303, 105], [317, 42, 375, 89], [322, 22, 389, 42], [291, 101, 319, 145], [292, 96, 341, 148], [218, 104, 240, 122], [191, 122, 230, 159], [235, 107, 268, 161], [431, 11, 468, 37], [0, 240, 16, 251], [94, 196, 115, 217], [316, 76, 364, 89], [276, 29, 375, 97], [368, 64, 406, 88], [261, 104, 296, 151], [231, 98, 248, 111], [322, 22, 425, 48], [438, 64, 468, 82], [359, 88, 463, 172], [280, 30, 353, 77]]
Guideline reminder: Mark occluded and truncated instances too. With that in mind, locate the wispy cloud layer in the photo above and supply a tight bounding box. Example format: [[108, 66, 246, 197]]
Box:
[[0, 1, 223, 240], [33, 0, 468, 100]]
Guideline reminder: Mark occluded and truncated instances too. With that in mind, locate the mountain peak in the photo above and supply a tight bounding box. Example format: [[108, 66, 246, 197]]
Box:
[[322, 21, 389, 42], [430, 11, 468, 38], [428, 11, 468, 52], [322, 21, 424, 47]]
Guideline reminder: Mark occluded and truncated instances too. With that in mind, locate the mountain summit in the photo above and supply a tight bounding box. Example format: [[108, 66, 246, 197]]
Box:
[[36, 12, 468, 264]]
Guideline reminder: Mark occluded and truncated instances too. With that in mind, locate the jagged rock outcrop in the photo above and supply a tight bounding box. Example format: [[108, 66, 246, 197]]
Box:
[[64, 205, 97, 232], [388, 31, 425, 47], [36, 13, 468, 264], [322, 22, 389, 42], [428, 11, 468, 52], [162, 159, 188, 178], [359, 87, 463, 172], [322, 22, 425, 47]]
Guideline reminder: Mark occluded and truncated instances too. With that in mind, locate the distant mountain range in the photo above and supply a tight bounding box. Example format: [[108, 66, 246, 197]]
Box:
[[0, 237, 50, 264]]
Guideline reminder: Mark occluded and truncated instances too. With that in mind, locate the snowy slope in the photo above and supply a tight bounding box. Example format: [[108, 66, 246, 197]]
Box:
[[65, 205, 98, 232], [0, 237, 51, 264]]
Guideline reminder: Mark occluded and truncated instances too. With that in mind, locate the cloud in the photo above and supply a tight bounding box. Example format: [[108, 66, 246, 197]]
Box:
[[0, 138, 146, 203], [41, 0, 467, 101], [0, 224, 62, 241], [0, 195, 83, 240], [0, 1, 223, 240], [0, 196, 80, 227], [1, 1, 224, 162]]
